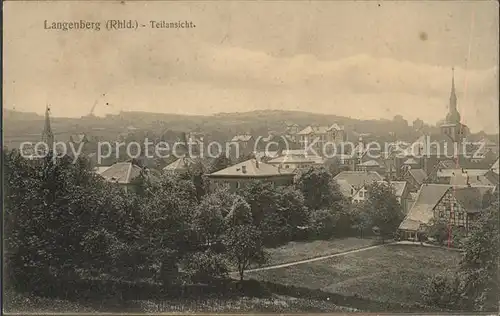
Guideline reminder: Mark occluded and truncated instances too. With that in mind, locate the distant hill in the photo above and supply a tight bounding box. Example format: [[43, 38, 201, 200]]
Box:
[[3, 109, 498, 149]]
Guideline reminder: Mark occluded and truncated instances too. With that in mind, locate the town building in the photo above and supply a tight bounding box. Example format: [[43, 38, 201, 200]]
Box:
[[163, 156, 195, 175], [267, 154, 325, 170], [398, 184, 495, 240], [205, 158, 295, 192], [402, 168, 428, 192], [297, 124, 346, 153], [99, 161, 147, 193], [333, 171, 384, 203]]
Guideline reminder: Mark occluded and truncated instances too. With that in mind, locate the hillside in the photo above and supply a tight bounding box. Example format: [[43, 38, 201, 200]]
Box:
[[3, 109, 497, 149]]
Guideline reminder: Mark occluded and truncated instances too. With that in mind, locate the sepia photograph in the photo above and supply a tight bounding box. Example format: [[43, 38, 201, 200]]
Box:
[[2, 0, 499, 314]]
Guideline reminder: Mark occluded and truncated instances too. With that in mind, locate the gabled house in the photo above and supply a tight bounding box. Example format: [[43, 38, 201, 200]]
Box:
[[205, 158, 295, 192], [163, 156, 194, 175], [99, 161, 149, 193], [403, 168, 427, 192], [398, 184, 495, 240], [297, 124, 346, 152], [229, 134, 255, 157], [333, 171, 384, 203]]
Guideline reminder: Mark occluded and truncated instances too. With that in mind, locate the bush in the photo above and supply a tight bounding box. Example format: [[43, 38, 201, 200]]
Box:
[[421, 270, 465, 309], [182, 251, 228, 284], [308, 209, 337, 239]]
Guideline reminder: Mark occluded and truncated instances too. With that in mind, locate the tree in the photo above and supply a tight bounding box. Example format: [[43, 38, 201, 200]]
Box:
[[426, 219, 449, 245], [223, 224, 267, 282], [225, 195, 253, 226], [208, 155, 232, 174], [182, 250, 228, 284], [309, 209, 338, 239], [295, 167, 345, 211], [362, 182, 405, 242], [350, 202, 372, 238], [138, 175, 198, 286], [193, 195, 226, 246], [422, 197, 499, 311], [459, 200, 499, 311], [412, 118, 425, 131]]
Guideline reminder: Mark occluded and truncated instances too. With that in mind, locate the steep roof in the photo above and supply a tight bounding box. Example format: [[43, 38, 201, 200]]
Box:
[[327, 123, 345, 131], [100, 162, 143, 184], [399, 184, 495, 231], [336, 179, 354, 197], [94, 166, 111, 174], [398, 184, 450, 231], [408, 169, 427, 185], [333, 171, 384, 189], [454, 186, 494, 213], [207, 159, 294, 178], [492, 158, 499, 175]]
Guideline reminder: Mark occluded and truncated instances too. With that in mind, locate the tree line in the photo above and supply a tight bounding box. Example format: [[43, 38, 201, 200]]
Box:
[[4, 149, 404, 299]]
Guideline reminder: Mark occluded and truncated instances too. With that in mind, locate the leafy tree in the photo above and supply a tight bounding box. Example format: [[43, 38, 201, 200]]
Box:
[[239, 181, 278, 226], [350, 202, 372, 238], [309, 209, 338, 239], [459, 200, 499, 311], [422, 270, 464, 309], [426, 219, 449, 245], [193, 195, 226, 246], [295, 167, 345, 211], [138, 175, 198, 285], [362, 182, 405, 242], [208, 155, 232, 174], [182, 250, 228, 284], [223, 224, 267, 282], [225, 195, 253, 226]]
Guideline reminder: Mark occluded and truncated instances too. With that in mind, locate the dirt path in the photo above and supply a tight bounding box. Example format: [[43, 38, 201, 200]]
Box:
[[232, 242, 395, 276]]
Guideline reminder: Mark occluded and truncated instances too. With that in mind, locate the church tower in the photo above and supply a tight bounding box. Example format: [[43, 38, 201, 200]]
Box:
[[41, 105, 54, 149], [445, 68, 461, 124], [440, 68, 468, 142]]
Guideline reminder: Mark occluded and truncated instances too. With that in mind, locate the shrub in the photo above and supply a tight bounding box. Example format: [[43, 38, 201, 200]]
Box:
[[182, 251, 228, 284]]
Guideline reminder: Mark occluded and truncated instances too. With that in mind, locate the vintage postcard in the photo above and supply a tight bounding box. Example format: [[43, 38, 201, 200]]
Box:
[[3, 0, 499, 314]]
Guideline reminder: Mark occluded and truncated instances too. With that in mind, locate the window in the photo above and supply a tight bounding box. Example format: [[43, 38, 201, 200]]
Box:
[[439, 211, 444, 218], [359, 190, 365, 198], [235, 181, 240, 189], [458, 213, 464, 220]]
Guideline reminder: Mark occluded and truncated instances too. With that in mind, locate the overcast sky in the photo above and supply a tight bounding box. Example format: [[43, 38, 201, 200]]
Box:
[[4, 1, 499, 132]]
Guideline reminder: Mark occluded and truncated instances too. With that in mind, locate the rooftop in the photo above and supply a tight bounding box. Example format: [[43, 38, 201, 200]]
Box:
[[207, 159, 295, 178], [99, 162, 143, 184], [333, 171, 384, 189]]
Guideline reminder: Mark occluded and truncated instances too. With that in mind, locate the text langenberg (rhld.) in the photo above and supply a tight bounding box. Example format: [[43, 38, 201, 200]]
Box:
[[44, 20, 101, 31]]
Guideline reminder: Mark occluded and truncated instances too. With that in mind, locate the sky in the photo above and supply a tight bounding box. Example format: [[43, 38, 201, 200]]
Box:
[[3, 1, 499, 132]]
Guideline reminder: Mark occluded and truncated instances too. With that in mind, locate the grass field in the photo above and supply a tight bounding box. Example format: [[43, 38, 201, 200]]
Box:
[[246, 244, 462, 306], [261, 237, 377, 267], [5, 292, 357, 313]]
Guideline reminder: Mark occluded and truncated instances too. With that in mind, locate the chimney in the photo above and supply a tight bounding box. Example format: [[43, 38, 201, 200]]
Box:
[[242, 165, 247, 174]]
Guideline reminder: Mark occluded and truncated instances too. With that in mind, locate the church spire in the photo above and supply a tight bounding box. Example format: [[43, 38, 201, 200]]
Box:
[[446, 67, 460, 124], [42, 104, 54, 148]]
